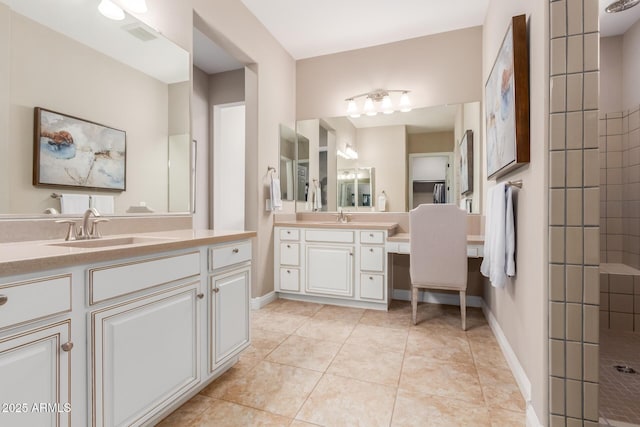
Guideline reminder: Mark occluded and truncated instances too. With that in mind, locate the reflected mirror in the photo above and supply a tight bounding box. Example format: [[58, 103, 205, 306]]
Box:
[[279, 125, 296, 201], [296, 101, 481, 213], [0, 0, 190, 215]]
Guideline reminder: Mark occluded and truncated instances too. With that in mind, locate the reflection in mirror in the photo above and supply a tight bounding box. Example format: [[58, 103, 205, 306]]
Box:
[[0, 0, 190, 215], [337, 167, 375, 209], [297, 102, 481, 213], [279, 125, 296, 201], [296, 134, 310, 203]]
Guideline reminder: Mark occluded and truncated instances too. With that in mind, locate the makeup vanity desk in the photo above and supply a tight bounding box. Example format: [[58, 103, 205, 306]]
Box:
[[385, 233, 485, 258]]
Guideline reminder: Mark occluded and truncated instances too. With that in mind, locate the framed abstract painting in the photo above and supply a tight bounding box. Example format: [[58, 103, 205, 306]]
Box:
[[485, 14, 530, 179], [33, 107, 126, 191]]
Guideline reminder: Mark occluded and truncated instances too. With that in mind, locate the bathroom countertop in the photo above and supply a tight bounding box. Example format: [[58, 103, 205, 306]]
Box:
[[274, 220, 398, 231], [387, 232, 485, 245], [0, 229, 256, 277]]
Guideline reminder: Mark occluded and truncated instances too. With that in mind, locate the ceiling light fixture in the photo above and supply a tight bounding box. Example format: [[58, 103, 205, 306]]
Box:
[[122, 0, 148, 13], [345, 89, 411, 118], [98, 0, 125, 20], [605, 0, 640, 12]]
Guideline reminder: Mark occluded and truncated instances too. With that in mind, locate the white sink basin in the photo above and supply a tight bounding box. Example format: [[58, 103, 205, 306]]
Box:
[[48, 236, 172, 249]]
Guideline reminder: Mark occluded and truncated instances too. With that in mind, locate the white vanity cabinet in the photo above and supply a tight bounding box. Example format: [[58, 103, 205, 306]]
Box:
[[208, 241, 251, 371], [0, 274, 73, 427], [274, 226, 390, 309]]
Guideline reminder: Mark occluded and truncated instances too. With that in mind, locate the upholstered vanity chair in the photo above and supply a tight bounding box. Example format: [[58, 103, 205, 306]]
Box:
[[409, 204, 468, 330]]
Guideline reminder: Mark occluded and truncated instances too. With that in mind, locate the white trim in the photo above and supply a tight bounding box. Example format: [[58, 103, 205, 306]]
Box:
[[276, 292, 388, 310], [481, 301, 541, 427], [392, 289, 483, 307], [251, 291, 277, 310]]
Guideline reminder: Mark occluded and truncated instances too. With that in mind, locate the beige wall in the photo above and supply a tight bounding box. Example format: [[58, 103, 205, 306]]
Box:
[[192, 66, 210, 229], [600, 36, 623, 114], [296, 26, 483, 120], [407, 131, 454, 153], [623, 18, 640, 110], [0, 5, 9, 213], [483, 0, 548, 422], [7, 11, 170, 215]]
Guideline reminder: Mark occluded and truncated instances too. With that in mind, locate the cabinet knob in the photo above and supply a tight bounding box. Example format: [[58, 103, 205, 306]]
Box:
[[369, 276, 374, 280], [213, 288, 220, 293], [369, 233, 374, 237], [287, 270, 291, 274], [287, 231, 291, 234], [197, 293, 204, 299], [370, 248, 374, 252], [0, 295, 7, 306], [232, 248, 239, 253], [287, 244, 291, 248], [61, 342, 73, 352]]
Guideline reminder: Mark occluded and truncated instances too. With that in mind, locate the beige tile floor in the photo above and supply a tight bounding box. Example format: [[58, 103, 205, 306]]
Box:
[[158, 299, 526, 427]]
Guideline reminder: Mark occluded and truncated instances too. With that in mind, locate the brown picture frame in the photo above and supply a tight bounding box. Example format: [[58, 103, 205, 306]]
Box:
[[460, 130, 474, 195], [484, 14, 530, 180], [33, 107, 126, 191]]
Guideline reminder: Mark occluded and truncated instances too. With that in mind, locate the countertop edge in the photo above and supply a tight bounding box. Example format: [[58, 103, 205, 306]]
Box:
[[274, 221, 398, 231]]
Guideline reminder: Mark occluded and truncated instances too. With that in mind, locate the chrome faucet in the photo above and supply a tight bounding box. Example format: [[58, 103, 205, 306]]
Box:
[[78, 208, 101, 240], [336, 210, 350, 223]]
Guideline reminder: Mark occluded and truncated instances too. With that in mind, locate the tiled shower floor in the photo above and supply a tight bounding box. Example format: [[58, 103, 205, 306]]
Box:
[[600, 328, 640, 426]]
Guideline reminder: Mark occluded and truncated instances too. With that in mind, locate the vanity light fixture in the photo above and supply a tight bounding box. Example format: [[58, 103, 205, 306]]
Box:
[[605, 0, 640, 12], [337, 144, 358, 160], [98, 0, 125, 20], [345, 89, 411, 118]]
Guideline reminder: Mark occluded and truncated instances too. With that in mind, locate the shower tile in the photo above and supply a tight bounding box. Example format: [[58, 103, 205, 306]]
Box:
[[601, 273, 609, 292], [635, 277, 640, 294], [567, 35, 583, 74], [550, 227, 566, 264], [550, 264, 566, 301], [600, 293, 609, 311], [565, 341, 582, 380], [583, 382, 598, 421], [610, 275, 633, 294], [583, 228, 599, 266], [600, 310, 609, 328], [607, 112, 623, 119], [566, 303, 582, 341], [565, 379, 582, 418], [566, 265, 583, 303], [566, 112, 583, 149], [566, 227, 583, 264], [636, 314, 640, 330], [583, 33, 599, 72], [550, 151, 566, 188], [600, 118, 608, 136], [607, 201, 622, 218], [566, 74, 583, 112], [566, 189, 582, 226], [584, 189, 599, 226], [607, 135, 622, 152], [550, 415, 566, 427], [607, 235, 623, 252], [551, 76, 567, 113], [583, 343, 598, 383], [607, 184, 622, 201], [584, 111, 599, 148], [607, 218, 623, 234], [610, 293, 633, 313], [567, 0, 583, 35], [551, 38, 567, 76], [583, 0, 599, 33], [635, 296, 640, 313], [631, 130, 640, 152], [583, 305, 599, 343], [583, 267, 599, 305], [607, 168, 622, 185], [550, 302, 566, 340], [583, 72, 599, 111], [608, 118, 623, 135], [607, 152, 623, 168], [583, 149, 599, 187], [630, 109, 640, 132], [550, 0, 567, 39], [550, 339, 565, 377], [551, 113, 566, 150], [566, 151, 583, 187], [610, 312, 633, 330], [550, 189, 565, 226], [550, 376, 565, 415]]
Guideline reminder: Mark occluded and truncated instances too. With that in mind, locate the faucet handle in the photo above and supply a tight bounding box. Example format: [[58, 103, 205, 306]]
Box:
[[90, 218, 110, 238], [55, 220, 77, 241]]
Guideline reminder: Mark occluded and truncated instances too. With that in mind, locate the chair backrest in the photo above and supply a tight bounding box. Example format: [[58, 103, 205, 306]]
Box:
[[409, 204, 468, 289]]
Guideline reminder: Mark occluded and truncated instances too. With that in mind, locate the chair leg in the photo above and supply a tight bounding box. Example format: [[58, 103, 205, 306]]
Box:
[[459, 290, 467, 331], [412, 286, 419, 325]]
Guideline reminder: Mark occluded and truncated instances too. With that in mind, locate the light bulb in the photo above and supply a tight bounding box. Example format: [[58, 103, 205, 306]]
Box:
[[346, 99, 360, 118], [346, 146, 358, 160], [381, 94, 394, 114], [123, 0, 148, 13], [399, 91, 412, 112], [98, 0, 125, 20], [363, 97, 376, 116]]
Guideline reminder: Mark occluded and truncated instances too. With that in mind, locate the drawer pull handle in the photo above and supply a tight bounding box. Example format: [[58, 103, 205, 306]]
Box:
[[213, 288, 220, 293], [232, 248, 239, 253], [0, 295, 7, 306], [61, 342, 74, 352], [197, 293, 204, 299]]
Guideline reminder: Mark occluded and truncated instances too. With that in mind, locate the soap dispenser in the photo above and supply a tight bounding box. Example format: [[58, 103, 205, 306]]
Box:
[[377, 190, 387, 212]]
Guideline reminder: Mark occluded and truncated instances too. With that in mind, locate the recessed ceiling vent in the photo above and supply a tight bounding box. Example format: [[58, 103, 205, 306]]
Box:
[[122, 23, 157, 42]]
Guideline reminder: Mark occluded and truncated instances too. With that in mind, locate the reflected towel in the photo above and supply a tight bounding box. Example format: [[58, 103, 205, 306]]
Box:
[[60, 194, 90, 214], [480, 183, 516, 287], [91, 195, 114, 214], [313, 182, 322, 211], [270, 176, 282, 211]]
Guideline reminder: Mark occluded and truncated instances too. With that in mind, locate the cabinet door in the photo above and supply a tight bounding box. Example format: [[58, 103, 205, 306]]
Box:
[[0, 321, 71, 427], [210, 266, 250, 369], [306, 245, 353, 296], [90, 284, 200, 427]]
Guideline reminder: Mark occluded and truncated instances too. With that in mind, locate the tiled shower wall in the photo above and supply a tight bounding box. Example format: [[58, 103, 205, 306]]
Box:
[[600, 107, 640, 267], [599, 272, 640, 331], [548, 0, 600, 425]]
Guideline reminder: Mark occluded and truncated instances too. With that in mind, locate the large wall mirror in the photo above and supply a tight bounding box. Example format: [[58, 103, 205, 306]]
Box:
[[0, 0, 191, 216], [296, 101, 481, 213]]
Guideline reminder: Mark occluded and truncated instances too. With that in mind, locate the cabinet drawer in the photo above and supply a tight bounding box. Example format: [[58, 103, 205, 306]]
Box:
[[360, 231, 384, 244], [360, 274, 384, 300], [305, 229, 354, 243], [0, 274, 72, 330], [280, 243, 300, 266], [89, 252, 200, 305], [210, 241, 252, 271], [279, 229, 300, 241], [279, 268, 300, 292], [360, 246, 384, 272]]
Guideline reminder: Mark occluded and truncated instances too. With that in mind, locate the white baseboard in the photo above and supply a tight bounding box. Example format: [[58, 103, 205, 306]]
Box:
[[251, 291, 277, 310], [392, 289, 483, 307], [481, 301, 542, 427]]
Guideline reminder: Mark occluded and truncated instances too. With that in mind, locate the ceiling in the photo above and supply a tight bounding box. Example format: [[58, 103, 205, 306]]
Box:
[[193, 27, 244, 74], [600, 0, 640, 36]]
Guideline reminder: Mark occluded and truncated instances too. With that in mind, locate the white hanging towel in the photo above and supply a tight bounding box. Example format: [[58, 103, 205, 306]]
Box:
[[313, 181, 322, 211], [270, 176, 283, 211], [91, 195, 114, 214], [480, 183, 516, 287], [60, 194, 90, 214]]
